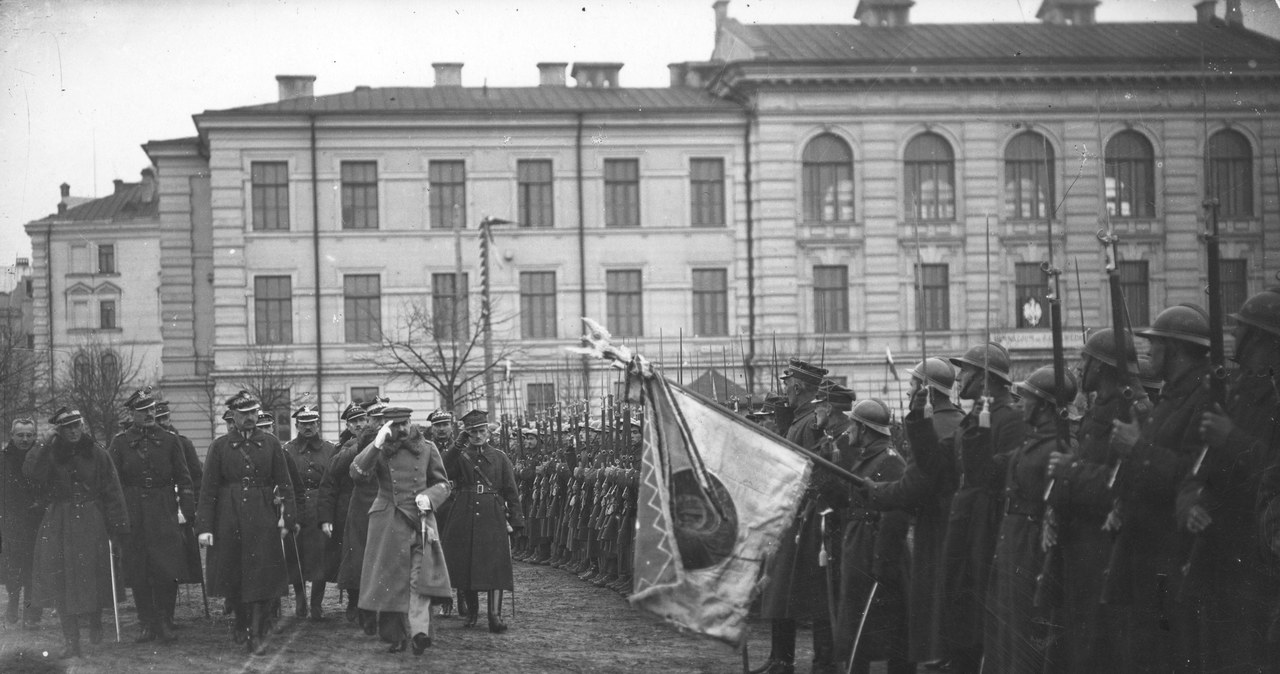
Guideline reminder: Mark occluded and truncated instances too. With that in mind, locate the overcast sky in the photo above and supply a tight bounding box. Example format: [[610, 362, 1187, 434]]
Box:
[[2, 0, 1278, 265]]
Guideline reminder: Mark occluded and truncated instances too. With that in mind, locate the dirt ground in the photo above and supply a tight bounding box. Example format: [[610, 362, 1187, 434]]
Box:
[[0, 560, 844, 674]]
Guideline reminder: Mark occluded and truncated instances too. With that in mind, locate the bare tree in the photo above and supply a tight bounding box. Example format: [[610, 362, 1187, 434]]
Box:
[[229, 346, 299, 438], [364, 300, 521, 414], [49, 337, 142, 444], [0, 322, 47, 431]]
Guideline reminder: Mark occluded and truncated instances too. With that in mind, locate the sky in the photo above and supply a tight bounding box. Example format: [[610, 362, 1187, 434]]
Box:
[[2, 0, 1279, 266]]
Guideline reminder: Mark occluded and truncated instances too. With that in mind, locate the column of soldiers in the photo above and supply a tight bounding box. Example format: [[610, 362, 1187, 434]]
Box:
[[507, 398, 642, 599], [745, 287, 1280, 674]]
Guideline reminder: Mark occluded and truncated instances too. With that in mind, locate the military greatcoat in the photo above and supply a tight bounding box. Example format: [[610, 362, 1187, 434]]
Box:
[[284, 435, 340, 581], [1, 440, 48, 593], [441, 442, 524, 591], [319, 431, 375, 591], [108, 425, 195, 587]]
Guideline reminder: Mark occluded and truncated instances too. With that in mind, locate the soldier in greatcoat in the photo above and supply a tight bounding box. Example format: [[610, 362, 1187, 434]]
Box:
[[755, 358, 839, 674], [26, 407, 130, 659], [318, 401, 369, 624], [907, 343, 1026, 674], [425, 409, 462, 616], [1186, 288, 1280, 671], [282, 405, 340, 620], [196, 391, 297, 656], [155, 400, 204, 631], [441, 409, 524, 633], [1107, 305, 1214, 673], [108, 387, 195, 644], [1044, 329, 1137, 673], [352, 406, 452, 655], [834, 399, 911, 674], [2, 417, 47, 628]]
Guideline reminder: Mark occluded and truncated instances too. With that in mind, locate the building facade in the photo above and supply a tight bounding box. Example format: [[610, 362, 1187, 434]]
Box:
[[26, 0, 1280, 449]]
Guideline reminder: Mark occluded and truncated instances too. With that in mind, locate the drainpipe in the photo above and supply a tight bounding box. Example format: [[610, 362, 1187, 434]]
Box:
[[743, 111, 756, 391], [310, 115, 323, 417], [576, 113, 590, 401], [45, 227, 55, 386]]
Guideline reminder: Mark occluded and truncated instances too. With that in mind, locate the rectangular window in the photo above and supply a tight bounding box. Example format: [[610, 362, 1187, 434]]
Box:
[[606, 270, 643, 336], [340, 161, 378, 230], [251, 161, 290, 231], [905, 163, 956, 221], [1106, 164, 1155, 219], [429, 160, 466, 229], [254, 276, 293, 344], [71, 299, 89, 329], [918, 263, 950, 331], [517, 160, 554, 228], [1220, 258, 1248, 324], [432, 273, 470, 340], [1005, 160, 1053, 220], [692, 268, 728, 336], [604, 159, 640, 227], [1117, 260, 1150, 327], [1015, 262, 1047, 329], [343, 274, 381, 343], [690, 158, 725, 226], [97, 244, 115, 274], [262, 388, 291, 441], [99, 300, 117, 329], [519, 271, 557, 339], [813, 265, 849, 334], [350, 386, 380, 405], [70, 244, 89, 274], [526, 383, 555, 415]]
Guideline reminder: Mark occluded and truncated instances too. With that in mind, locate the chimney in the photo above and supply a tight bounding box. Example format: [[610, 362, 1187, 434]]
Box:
[[854, 0, 914, 26], [113, 179, 126, 194], [1225, 0, 1243, 28], [668, 63, 687, 87], [276, 74, 316, 101], [433, 62, 463, 87], [60, 182, 70, 198], [1195, 0, 1218, 24], [1036, 0, 1100, 25], [570, 62, 623, 88], [538, 62, 568, 86], [713, 0, 729, 43]]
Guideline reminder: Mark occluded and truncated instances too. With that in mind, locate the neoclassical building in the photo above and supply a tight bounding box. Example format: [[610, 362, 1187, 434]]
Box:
[[26, 0, 1280, 447]]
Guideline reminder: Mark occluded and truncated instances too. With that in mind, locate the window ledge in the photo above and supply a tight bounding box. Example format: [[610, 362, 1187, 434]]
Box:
[[67, 327, 123, 334], [65, 272, 121, 278]]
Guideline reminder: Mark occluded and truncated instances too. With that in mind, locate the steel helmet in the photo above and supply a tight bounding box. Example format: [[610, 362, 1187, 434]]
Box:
[[1136, 304, 1211, 348], [1231, 286, 1280, 339], [1014, 365, 1078, 407], [1137, 355, 1163, 393], [849, 398, 893, 436], [1080, 327, 1137, 369], [949, 342, 1013, 384], [908, 357, 956, 396]]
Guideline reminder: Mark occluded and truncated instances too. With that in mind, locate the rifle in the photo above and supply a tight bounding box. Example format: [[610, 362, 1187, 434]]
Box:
[[912, 208, 933, 417]]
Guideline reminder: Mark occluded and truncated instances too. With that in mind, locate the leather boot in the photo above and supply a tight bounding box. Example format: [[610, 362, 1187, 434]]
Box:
[[155, 583, 178, 643], [345, 588, 360, 623], [462, 591, 480, 628], [811, 620, 836, 674], [249, 601, 269, 656], [486, 591, 507, 634], [134, 584, 157, 643], [86, 613, 103, 645], [309, 582, 325, 621], [58, 613, 82, 659], [294, 585, 307, 619], [5, 591, 19, 624]]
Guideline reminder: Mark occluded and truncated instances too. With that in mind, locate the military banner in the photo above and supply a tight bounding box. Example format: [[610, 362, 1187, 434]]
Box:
[[628, 369, 811, 646]]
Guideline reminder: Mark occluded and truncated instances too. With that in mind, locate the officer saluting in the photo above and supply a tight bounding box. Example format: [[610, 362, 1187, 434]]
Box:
[[108, 387, 195, 645]]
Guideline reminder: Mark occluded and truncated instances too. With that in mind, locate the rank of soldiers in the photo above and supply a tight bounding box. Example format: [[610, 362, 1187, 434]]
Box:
[[3, 287, 1278, 673]]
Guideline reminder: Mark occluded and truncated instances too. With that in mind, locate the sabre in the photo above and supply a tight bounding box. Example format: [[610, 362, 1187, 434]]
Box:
[[844, 580, 880, 674], [107, 538, 122, 642]]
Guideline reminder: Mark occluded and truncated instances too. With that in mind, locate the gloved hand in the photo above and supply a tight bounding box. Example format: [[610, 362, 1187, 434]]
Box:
[[198, 533, 214, 547], [321, 523, 333, 537], [177, 508, 187, 525], [415, 493, 433, 513], [373, 421, 395, 449]]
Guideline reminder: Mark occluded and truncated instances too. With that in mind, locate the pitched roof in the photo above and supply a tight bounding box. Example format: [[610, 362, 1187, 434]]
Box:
[[200, 86, 740, 117], [722, 21, 1280, 68], [41, 181, 158, 223]]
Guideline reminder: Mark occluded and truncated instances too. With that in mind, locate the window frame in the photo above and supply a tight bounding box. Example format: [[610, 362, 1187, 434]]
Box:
[[604, 159, 641, 228], [691, 268, 729, 336], [918, 263, 950, 331], [1117, 260, 1150, 327], [431, 272, 470, 340], [605, 269, 644, 336], [1014, 262, 1047, 329], [904, 133, 956, 221], [99, 299, 117, 330], [519, 271, 557, 339], [250, 161, 290, 231], [342, 274, 382, 343], [340, 161, 379, 230], [517, 159, 554, 228], [97, 244, 116, 274], [813, 265, 850, 334], [1208, 130, 1253, 219], [801, 134, 855, 224], [1004, 132, 1056, 221], [429, 160, 467, 230], [690, 158, 726, 227], [526, 383, 555, 415], [1105, 131, 1156, 220], [253, 275, 293, 345]]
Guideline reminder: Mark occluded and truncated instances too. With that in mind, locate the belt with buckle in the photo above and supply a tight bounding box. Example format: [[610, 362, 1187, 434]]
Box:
[[239, 477, 271, 489], [126, 476, 170, 490], [459, 484, 489, 495]]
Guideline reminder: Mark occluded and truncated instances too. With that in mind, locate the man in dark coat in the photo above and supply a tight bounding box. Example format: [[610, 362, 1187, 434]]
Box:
[[1107, 304, 1214, 673], [908, 343, 1026, 674], [1045, 329, 1138, 673], [861, 357, 963, 668], [442, 409, 524, 633], [984, 366, 1076, 673], [196, 391, 297, 656], [108, 387, 195, 645], [318, 401, 368, 624], [1186, 288, 1280, 671], [282, 405, 340, 621], [835, 399, 911, 674], [755, 358, 838, 674], [353, 406, 452, 655], [155, 401, 204, 630], [425, 409, 462, 616], [2, 417, 47, 628], [26, 408, 130, 659]]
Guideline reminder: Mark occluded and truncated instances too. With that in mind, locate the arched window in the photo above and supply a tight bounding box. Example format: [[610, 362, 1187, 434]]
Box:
[[72, 353, 91, 384], [1004, 132, 1055, 219], [100, 352, 119, 384], [1208, 130, 1253, 218], [802, 134, 854, 223], [904, 133, 955, 220], [1105, 131, 1155, 218]]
